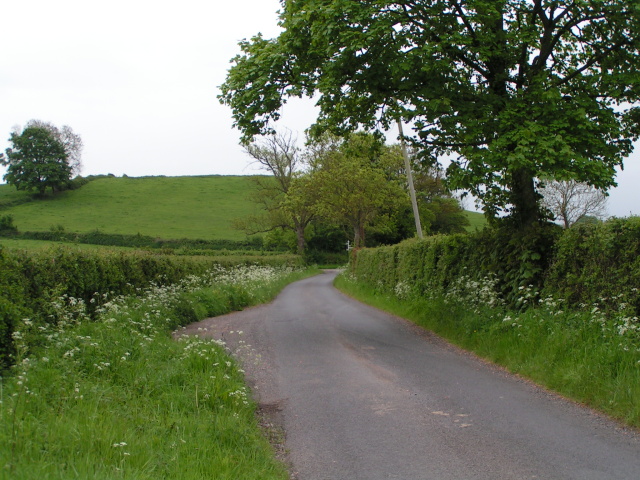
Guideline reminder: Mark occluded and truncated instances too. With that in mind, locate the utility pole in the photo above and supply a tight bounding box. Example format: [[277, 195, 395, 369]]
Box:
[[397, 118, 423, 239]]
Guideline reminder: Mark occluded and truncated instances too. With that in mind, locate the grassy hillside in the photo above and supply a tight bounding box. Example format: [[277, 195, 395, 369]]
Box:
[[0, 175, 261, 241], [0, 175, 486, 243], [465, 210, 487, 231]]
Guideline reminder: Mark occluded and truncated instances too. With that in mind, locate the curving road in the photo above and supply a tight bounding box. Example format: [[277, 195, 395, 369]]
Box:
[[179, 270, 640, 480]]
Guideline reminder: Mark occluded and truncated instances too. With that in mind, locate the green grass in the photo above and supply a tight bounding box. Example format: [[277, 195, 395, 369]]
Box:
[[0, 186, 32, 209], [0, 237, 136, 252], [464, 210, 487, 231], [335, 274, 640, 428], [1, 265, 319, 479], [0, 175, 263, 241]]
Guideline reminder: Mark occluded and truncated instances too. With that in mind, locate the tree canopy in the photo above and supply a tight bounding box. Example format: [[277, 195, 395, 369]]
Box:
[[1, 126, 72, 194], [220, 0, 640, 227], [25, 120, 83, 177], [308, 133, 406, 247]]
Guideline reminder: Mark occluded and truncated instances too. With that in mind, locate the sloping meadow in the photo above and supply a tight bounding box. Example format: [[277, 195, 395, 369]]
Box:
[[1, 248, 312, 478], [344, 217, 640, 425]]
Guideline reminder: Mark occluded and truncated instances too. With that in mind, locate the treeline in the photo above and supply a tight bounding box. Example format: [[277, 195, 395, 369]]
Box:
[[239, 131, 471, 258], [0, 247, 302, 369], [349, 217, 640, 317]]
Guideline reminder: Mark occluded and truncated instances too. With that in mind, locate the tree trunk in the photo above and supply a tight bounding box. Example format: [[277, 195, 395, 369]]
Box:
[[510, 167, 540, 228], [295, 223, 306, 255], [353, 224, 366, 248]]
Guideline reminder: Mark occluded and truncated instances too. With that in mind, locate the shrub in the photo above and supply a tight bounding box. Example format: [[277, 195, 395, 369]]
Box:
[[544, 217, 640, 315], [0, 247, 301, 367], [0, 215, 18, 234], [350, 217, 640, 317]]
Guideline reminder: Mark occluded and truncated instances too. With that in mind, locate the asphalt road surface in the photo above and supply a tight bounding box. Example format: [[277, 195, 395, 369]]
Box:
[[179, 270, 640, 480]]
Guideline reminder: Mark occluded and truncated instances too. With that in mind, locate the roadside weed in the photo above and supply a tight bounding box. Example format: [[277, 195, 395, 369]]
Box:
[[0, 265, 314, 479]]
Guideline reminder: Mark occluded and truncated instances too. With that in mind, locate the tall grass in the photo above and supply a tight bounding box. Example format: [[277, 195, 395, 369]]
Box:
[[1, 265, 317, 479], [336, 273, 640, 427]]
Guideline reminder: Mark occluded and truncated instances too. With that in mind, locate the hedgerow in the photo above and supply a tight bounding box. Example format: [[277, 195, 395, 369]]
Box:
[[543, 217, 640, 315], [349, 217, 639, 317], [0, 246, 303, 369], [350, 220, 561, 308], [8, 229, 266, 251]]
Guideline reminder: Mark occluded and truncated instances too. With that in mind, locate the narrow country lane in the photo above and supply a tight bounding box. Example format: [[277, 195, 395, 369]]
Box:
[[178, 271, 640, 480]]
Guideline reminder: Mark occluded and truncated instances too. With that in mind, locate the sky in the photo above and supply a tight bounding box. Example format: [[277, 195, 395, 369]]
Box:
[[0, 0, 638, 217]]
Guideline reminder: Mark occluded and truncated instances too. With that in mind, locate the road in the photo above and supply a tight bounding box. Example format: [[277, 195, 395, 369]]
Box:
[[179, 270, 640, 480]]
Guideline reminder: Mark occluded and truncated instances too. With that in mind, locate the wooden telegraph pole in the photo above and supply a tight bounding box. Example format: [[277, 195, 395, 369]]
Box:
[[397, 118, 423, 239]]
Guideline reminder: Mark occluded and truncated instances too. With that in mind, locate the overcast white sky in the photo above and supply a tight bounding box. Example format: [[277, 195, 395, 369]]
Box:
[[1, 0, 638, 217]]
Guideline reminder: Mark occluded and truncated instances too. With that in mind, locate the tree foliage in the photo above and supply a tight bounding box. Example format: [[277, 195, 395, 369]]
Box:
[[309, 133, 406, 247], [25, 120, 83, 176], [220, 1, 640, 227], [2, 126, 72, 194]]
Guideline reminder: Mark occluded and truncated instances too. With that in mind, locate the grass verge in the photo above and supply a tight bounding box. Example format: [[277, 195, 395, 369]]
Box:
[[335, 273, 640, 428], [1, 265, 319, 479]]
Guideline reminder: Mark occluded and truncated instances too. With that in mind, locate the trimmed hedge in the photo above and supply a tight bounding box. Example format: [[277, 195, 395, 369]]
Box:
[[349, 217, 640, 316], [350, 221, 561, 307], [0, 246, 303, 369], [544, 217, 640, 314]]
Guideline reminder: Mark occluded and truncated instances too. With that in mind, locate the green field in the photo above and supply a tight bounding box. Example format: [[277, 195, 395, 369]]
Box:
[[464, 210, 486, 231], [0, 175, 261, 241], [0, 175, 485, 245]]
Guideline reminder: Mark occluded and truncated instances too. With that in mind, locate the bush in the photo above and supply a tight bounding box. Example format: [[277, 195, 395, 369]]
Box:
[[0, 215, 18, 234], [349, 221, 562, 308], [0, 247, 301, 368], [544, 217, 640, 315], [350, 217, 640, 317], [13, 229, 267, 252]]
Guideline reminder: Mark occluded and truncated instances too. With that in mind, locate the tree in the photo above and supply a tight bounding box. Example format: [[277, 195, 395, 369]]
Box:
[[540, 179, 607, 228], [24, 120, 83, 176], [219, 1, 640, 228], [309, 133, 405, 248], [2, 126, 71, 194], [235, 130, 315, 254]]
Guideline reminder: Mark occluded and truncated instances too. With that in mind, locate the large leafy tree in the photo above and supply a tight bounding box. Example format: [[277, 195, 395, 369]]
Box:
[[220, 1, 640, 228], [25, 120, 83, 176], [1, 126, 71, 194], [309, 133, 405, 247]]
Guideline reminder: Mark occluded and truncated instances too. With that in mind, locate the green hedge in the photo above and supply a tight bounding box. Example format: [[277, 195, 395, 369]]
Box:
[[9, 230, 265, 251], [350, 217, 640, 315], [350, 221, 561, 307], [543, 217, 640, 314], [0, 246, 303, 369]]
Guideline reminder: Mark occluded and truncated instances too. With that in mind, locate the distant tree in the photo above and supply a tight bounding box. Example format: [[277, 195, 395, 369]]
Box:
[[2, 126, 71, 194], [25, 120, 83, 176], [236, 130, 315, 254], [245, 128, 301, 192], [310, 134, 405, 248], [424, 197, 470, 234], [412, 163, 469, 234], [540, 179, 607, 228]]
